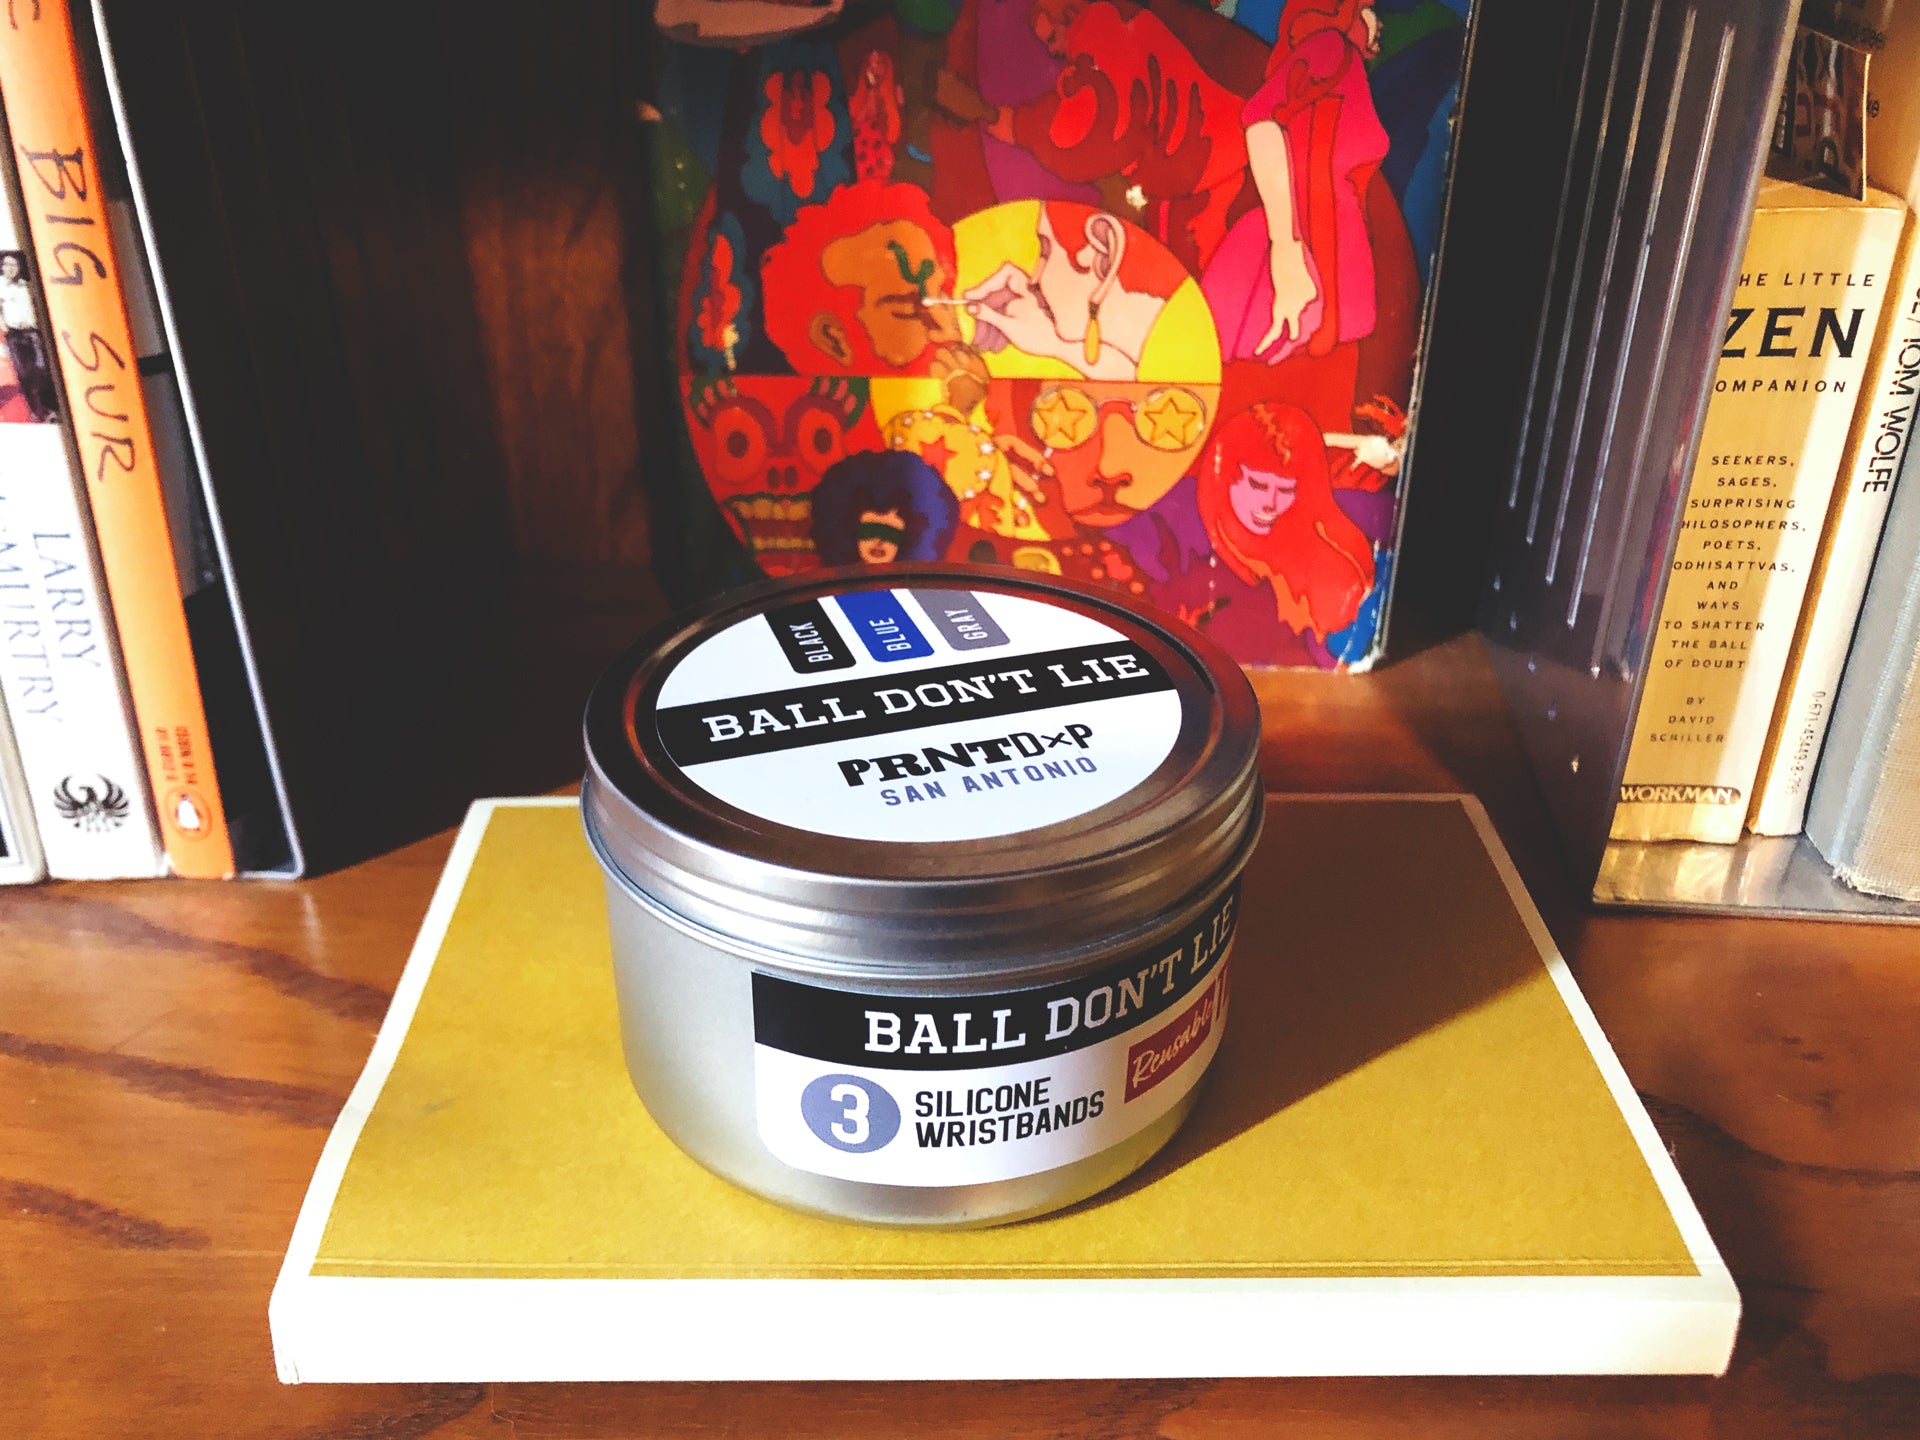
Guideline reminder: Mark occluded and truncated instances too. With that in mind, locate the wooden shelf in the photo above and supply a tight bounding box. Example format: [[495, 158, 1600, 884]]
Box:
[[5, 623, 1919, 1435]]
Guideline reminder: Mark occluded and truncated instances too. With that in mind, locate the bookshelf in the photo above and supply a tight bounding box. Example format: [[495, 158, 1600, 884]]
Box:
[[1446, 0, 1920, 922], [3, 0, 1919, 1431]]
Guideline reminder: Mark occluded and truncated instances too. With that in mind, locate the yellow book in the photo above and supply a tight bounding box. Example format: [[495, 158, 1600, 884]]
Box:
[[271, 796, 1735, 1381], [1613, 178, 1907, 844]]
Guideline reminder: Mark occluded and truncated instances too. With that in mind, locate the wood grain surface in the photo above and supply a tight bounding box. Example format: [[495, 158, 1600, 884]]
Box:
[[4, 626, 1918, 1437]]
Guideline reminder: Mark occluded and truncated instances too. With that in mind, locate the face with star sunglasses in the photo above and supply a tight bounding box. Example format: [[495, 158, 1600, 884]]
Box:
[[991, 380, 1217, 527]]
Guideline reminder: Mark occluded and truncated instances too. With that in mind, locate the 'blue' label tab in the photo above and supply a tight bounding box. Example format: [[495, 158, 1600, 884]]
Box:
[[835, 589, 933, 663]]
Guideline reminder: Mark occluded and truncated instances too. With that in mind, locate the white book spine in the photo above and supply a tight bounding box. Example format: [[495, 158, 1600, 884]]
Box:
[[0, 684, 44, 882], [0, 134, 165, 878], [1750, 218, 1920, 835], [0, 424, 165, 877]]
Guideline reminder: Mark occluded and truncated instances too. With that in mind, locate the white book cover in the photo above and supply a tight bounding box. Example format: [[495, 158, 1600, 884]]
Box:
[[1749, 216, 1920, 834], [0, 685, 43, 883], [1750, 25, 1920, 837], [0, 120, 164, 878], [272, 795, 1738, 1383]]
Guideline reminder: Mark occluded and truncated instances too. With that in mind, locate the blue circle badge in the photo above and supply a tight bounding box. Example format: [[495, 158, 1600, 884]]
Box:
[[800, 1074, 902, 1153]]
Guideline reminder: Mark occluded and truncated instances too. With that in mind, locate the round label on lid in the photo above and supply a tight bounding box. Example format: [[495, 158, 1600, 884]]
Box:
[[649, 583, 1183, 842]]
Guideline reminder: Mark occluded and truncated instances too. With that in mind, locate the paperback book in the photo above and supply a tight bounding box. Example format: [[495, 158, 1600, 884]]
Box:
[[1747, 208, 1920, 835], [273, 794, 1738, 1382], [1807, 403, 1920, 898], [0, 97, 162, 879], [0, 0, 236, 876], [1611, 176, 1905, 844]]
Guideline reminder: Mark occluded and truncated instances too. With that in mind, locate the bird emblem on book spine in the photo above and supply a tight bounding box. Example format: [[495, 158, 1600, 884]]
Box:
[[52, 775, 131, 831]]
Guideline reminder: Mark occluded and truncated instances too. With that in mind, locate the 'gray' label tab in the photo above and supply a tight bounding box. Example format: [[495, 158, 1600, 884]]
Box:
[[910, 590, 1009, 651]]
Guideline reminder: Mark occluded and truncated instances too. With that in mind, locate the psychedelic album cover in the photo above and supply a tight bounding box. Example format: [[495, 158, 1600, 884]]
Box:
[[642, 0, 1474, 669]]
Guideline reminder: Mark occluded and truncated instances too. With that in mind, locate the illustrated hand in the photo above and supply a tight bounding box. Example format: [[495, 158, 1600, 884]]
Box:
[[1348, 433, 1402, 476], [1130, 62, 1206, 193], [930, 343, 990, 417], [994, 432, 1055, 498], [1258, 239, 1319, 356], [964, 263, 1061, 361]]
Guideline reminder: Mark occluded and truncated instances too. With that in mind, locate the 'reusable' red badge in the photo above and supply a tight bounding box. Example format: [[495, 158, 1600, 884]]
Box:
[[1124, 967, 1227, 1103]]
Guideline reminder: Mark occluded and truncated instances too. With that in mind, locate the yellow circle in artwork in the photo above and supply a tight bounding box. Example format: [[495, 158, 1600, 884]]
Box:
[[950, 201, 1220, 385], [1136, 281, 1221, 385]]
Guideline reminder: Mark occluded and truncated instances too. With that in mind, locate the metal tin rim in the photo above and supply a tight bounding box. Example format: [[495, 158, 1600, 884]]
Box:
[[582, 563, 1263, 968], [583, 785, 1261, 986]]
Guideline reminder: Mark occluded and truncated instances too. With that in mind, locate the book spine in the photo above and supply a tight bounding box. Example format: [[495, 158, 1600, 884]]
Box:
[[1748, 213, 1920, 835], [1612, 190, 1905, 844], [1806, 403, 1920, 893], [0, 686, 45, 883], [0, 96, 163, 879], [0, 3, 233, 876], [0, 419, 166, 878]]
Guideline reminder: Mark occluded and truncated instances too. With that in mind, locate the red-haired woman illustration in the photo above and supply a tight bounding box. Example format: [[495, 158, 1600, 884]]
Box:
[[1197, 402, 1374, 640], [1204, 0, 1388, 364]]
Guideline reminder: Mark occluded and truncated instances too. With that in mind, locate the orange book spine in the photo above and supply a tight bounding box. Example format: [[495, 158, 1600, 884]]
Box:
[[0, 6, 232, 877]]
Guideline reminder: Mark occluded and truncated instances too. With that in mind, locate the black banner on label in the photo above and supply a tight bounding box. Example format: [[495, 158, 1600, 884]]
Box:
[[751, 887, 1237, 1072], [655, 640, 1173, 767], [909, 589, 1009, 651], [766, 599, 856, 675]]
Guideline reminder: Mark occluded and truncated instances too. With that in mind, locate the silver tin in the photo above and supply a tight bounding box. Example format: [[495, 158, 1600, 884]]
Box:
[[583, 564, 1262, 1226]]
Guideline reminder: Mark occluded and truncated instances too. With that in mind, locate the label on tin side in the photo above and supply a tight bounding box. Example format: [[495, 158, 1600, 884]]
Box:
[[652, 585, 1183, 843], [751, 886, 1237, 1187]]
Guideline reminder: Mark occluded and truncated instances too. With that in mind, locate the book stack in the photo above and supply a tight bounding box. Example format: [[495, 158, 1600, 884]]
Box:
[[0, 1, 514, 884], [1600, 9, 1920, 909]]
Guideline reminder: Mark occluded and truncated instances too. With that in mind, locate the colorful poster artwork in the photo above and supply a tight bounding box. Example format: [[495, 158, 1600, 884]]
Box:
[[654, 0, 1471, 668]]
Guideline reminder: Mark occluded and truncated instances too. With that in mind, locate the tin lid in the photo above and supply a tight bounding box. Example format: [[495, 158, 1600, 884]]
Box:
[[582, 564, 1262, 975]]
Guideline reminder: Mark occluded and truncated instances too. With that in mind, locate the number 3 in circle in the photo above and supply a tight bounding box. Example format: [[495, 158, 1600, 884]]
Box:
[[829, 1082, 869, 1143], [800, 1073, 902, 1153]]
